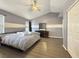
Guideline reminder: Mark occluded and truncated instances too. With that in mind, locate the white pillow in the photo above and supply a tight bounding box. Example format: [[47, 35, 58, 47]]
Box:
[[17, 32, 24, 36], [24, 32, 31, 35]]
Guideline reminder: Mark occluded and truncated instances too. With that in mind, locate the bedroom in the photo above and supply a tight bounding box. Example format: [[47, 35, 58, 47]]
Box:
[[0, 0, 78, 58]]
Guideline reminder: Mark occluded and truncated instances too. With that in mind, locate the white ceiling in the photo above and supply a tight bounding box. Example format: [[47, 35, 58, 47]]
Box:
[[51, 0, 68, 12], [0, 0, 76, 20]]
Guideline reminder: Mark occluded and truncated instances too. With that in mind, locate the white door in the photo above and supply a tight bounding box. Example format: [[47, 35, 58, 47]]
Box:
[[0, 15, 5, 33], [68, 1, 79, 57]]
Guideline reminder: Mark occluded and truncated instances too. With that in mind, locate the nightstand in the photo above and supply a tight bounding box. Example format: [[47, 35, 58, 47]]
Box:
[[36, 30, 49, 38]]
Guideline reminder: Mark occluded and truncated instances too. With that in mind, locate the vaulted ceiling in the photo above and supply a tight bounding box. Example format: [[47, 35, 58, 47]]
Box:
[[0, 0, 76, 20]]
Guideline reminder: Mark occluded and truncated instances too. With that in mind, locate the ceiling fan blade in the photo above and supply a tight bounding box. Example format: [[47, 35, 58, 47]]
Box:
[[25, 0, 38, 6], [33, 0, 37, 5]]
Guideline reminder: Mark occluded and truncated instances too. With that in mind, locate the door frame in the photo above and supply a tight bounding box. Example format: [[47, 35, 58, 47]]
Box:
[[67, 0, 79, 57]]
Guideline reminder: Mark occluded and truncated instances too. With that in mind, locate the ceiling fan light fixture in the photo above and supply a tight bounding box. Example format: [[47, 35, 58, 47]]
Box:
[[32, 5, 39, 11], [31, 0, 40, 12]]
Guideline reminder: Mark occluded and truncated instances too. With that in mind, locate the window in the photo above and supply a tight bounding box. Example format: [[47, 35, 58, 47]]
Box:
[[0, 15, 5, 33]]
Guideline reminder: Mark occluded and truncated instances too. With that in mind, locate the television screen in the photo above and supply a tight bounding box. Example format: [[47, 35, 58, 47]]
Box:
[[39, 23, 46, 30]]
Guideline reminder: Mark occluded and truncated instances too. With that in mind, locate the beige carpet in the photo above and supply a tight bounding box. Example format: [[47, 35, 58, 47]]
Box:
[[0, 38, 71, 58]]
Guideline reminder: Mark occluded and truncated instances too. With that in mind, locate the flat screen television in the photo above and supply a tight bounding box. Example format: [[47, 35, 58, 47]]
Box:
[[39, 23, 46, 30]]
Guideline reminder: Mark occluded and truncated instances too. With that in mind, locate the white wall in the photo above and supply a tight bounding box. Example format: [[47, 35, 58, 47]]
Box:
[[0, 9, 28, 33], [63, 11, 68, 49], [32, 13, 63, 38], [63, 0, 76, 49]]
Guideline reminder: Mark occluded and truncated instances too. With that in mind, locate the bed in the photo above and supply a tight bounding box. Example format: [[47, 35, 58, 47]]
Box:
[[1, 32, 40, 51]]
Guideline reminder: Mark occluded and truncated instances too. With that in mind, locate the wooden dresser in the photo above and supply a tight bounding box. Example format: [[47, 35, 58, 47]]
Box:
[[36, 30, 49, 38]]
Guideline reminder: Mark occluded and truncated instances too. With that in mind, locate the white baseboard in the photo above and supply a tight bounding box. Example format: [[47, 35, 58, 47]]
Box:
[[67, 47, 79, 58], [62, 45, 74, 58], [67, 48, 75, 58], [49, 36, 63, 39], [63, 45, 67, 51]]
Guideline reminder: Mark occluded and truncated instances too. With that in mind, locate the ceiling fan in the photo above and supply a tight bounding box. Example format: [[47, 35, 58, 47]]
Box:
[[26, 0, 40, 11]]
